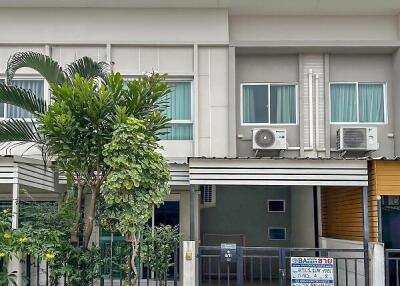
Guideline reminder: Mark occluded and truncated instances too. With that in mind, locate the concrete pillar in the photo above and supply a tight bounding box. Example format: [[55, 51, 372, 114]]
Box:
[[182, 241, 196, 286], [11, 183, 19, 229], [370, 243, 385, 286], [190, 185, 195, 241], [10, 183, 23, 285]]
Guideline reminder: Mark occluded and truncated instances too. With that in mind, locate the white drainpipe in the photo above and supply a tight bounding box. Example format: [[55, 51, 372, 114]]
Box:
[[308, 69, 314, 150], [315, 74, 319, 150]]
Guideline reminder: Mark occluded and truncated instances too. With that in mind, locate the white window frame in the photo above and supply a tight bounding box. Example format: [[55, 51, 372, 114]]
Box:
[[268, 227, 287, 241], [165, 79, 193, 127], [267, 200, 286, 213], [0, 76, 47, 121], [123, 76, 194, 140], [329, 81, 388, 125], [240, 82, 298, 126]]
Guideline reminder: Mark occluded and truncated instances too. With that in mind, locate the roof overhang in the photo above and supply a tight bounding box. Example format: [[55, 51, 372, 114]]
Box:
[[0, 155, 57, 192], [0, 1, 398, 16], [189, 157, 368, 186]]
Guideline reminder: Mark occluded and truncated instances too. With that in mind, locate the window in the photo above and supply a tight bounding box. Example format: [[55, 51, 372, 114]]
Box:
[[267, 200, 285, 212], [159, 82, 192, 140], [268, 227, 286, 240], [330, 82, 385, 123], [0, 79, 45, 119], [241, 83, 297, 125]]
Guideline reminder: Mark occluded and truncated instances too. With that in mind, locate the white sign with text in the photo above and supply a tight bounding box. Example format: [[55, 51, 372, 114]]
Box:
[[291, 257, 334, 286]]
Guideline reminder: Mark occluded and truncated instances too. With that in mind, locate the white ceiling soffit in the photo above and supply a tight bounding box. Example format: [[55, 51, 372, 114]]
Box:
[[0, 0, 399, 16]]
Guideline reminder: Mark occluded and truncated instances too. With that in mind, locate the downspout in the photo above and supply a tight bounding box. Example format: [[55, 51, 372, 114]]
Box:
[[315, 74, 319, 150], [308, 69, 314, 150]]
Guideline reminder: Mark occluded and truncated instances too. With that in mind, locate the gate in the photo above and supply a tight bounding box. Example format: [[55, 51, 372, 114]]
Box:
[[385, 249, 400, 286], [198, 246, 366, 286]]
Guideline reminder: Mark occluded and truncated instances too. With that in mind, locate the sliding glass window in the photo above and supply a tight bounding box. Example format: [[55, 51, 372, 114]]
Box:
[[0, 79, 44, 119], [330, 82, 385, 123], [241, 83, 297, 125], [159, 81, 192, 140]]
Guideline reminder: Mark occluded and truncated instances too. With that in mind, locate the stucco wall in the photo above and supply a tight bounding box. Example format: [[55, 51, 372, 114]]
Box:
[[393, 49, 400, 156], [0, 8, 229, 44], [290, 186, 316, 247], [328, 54, 395, 157], [200, 185, 292, 247], [230, 15, 399, 42], [235, 54, 300, 157]]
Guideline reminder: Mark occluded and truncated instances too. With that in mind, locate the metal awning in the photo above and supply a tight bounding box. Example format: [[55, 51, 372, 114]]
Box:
[[169, 163, 189, 186], [58, 162, 190, 187], [189, 157, 368, 186], [0, 156, 57, 192]]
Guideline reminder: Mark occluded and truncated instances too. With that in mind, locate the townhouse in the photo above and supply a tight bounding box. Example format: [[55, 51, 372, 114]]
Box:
[[1, 1, 400, 285]]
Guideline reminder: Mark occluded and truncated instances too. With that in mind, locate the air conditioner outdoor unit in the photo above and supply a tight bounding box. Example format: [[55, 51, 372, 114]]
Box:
[[200, 185, 216, 208], [252, 128, 287, 150], [337, 127, 378, 151]]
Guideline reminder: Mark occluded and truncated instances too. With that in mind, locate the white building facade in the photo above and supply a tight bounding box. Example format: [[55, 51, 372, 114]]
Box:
[[2, 2, 400, 285]]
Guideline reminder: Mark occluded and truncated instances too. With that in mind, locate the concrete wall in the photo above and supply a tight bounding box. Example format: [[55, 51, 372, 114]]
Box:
[[198, 47, 230, 157], [200, 185, 316, 247], [230, 16, 399, 42], [393, 49, 400, 156], [200, 185, 292, 247], [290, 186, 316, 247], [235, 52, 396, 159], [328, 54, 395, 157], [235, 54, 300, 157], [0, 8, 231, 160], [0, 10, 399, 160], [0, 8, 229, 44]]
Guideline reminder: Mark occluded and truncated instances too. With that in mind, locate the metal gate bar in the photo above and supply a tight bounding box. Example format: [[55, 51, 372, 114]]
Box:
[[385, 249, 400, 286], [198, 246, 366, 286]]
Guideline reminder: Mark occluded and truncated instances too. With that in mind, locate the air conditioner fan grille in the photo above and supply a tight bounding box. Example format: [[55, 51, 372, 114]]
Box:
[[254, 129, 276, 148], [343, 128, 367, 149]]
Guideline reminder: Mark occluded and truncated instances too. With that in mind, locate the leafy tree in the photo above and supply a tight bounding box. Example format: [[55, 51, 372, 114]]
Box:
[[39, 72, 170, 247], [0, 51, 108, 156], [0, 201, 102, 286], [0, 52, 109, 244], [98, 117, 170, 282], [140, 225, 180, 285]]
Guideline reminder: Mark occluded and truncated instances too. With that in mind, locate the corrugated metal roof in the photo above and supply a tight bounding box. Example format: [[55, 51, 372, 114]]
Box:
[[188, 156, 400, 161]]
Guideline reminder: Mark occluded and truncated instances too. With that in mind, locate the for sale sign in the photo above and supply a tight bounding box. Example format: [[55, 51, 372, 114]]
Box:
[[291, 257, 334, 286]]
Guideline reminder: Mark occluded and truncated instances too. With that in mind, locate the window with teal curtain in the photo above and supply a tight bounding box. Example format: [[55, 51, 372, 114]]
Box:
[[358, 83, 385, 123], [270, 85, 296, 124], [159, 82, 192, 140], [159, 123, 193, 140], [242, 84, 269, 123], [0, 79, 44, 119], [330, 83, 357, 122]]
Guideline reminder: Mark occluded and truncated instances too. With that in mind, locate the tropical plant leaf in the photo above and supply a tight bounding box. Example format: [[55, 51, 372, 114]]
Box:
[[0, 119, 42, 143], [0, 83, 47, 114], [64, 57, 109, 82], [6, 51, 65, 84]]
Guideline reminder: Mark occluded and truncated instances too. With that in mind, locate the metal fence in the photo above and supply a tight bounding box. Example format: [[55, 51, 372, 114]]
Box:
[[198, 246, 366, 286], [17, 241, 179, 286], [385, 249, 400, 286]]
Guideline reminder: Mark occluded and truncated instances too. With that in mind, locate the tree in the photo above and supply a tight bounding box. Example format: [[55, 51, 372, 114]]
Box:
[[0, 52, 109, 242], [0, 51, 108, 155], [39, 72, 170, 247], [99, 117, 171, 282]]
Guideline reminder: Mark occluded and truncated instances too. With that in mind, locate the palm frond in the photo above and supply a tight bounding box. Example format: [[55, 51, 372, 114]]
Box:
[[0, 119, 42, 143], [0, 83, 47, 114], [6, 51, 65, 84], [64, 57, 109, 82]]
